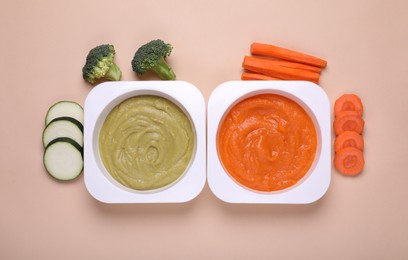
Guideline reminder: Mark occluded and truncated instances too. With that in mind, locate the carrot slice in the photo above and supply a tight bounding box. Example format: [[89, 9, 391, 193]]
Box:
[[242, 56, 320, 83], [334, 94, 363, 116], [333, 111, 365, 135], [334, 147, 364, 176], [334, 131, 364, 152], [250, 42, 327, 68], [241, 72, 280, 80]]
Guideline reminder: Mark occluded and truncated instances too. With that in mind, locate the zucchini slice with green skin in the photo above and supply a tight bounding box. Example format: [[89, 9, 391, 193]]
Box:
[[45, 101, 84, 126], [49, 116, 84, 132], [43, 137, 83, 181], [42, 117, 84, 148]]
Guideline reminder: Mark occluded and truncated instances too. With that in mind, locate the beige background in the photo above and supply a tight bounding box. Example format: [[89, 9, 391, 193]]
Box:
[[1, 0, 407, 259]]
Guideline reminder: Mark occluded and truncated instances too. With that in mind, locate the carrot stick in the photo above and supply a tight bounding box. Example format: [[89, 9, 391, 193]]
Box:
[[333, 111, 365, 135], [251, 42, 327, 68], [241, 72, 280, 80], [247, 56, 322, 73], [242, 56, 320, 83], [334, 131, 364, 152], [334, 147, 364, 176], [334, 94, 364, 116]]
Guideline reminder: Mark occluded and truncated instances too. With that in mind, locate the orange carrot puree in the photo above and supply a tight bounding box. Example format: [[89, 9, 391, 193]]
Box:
[[217, 94, 317, 192]]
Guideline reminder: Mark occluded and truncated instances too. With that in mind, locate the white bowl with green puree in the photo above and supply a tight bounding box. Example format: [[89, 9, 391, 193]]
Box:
[[84, 81, 206, 203]]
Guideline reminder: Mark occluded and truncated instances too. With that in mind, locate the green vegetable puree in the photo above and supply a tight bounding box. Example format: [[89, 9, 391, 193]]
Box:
[[99, 95, 195, 191]]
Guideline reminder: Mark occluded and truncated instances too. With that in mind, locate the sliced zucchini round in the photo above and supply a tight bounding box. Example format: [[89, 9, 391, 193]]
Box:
[[45, 101, 84, 126], [49, 116, 84, 132], [42, 117, 84, 148], [43, 137, 83, 181]]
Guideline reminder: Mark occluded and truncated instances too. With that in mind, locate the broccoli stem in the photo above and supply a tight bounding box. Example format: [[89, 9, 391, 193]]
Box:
[[104, 62, 122, 81], [151, 57, 176, 80]]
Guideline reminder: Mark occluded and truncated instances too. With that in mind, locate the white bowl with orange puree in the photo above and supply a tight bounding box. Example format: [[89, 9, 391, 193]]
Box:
[[207, 81, 331, 204]]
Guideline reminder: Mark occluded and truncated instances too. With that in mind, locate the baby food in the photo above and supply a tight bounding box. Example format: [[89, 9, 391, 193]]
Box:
[[217, 93, 317, 192], [99, 95, 195, 191]]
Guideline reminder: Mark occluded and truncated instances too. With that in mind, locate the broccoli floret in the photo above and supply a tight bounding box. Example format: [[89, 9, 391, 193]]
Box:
[[82, 44, 122, 84], [131, 39, 176, 80]]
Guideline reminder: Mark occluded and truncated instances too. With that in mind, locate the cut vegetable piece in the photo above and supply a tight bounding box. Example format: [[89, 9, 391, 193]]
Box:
[[334, 147, 364, 176], [45, 101, 84, 126], [242, 56, 320, 83], [250, 42, 327, 68], [49, 116, 84, 132], [244, 56, 322, 73], [42, 117, 84, 148], [333, 111, 365, 135], [43, 137, 83, 181], [334, 94, 363, 116], [241, 72, 280, 80], [334, 131, 364, 152]]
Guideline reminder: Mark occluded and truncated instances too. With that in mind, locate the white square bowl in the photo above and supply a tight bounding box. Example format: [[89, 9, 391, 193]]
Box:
[[84, 81, 206, 203], [207, 81, 331, 204]]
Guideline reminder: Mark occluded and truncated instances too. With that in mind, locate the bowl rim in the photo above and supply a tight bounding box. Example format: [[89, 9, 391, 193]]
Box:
[[84, 81, 207, 203], [207, 80, 331, 204]]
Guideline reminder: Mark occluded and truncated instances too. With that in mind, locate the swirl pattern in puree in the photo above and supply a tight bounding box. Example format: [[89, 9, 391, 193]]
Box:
[[99, 95, 194, 191], [217, 94, 317, 192]]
